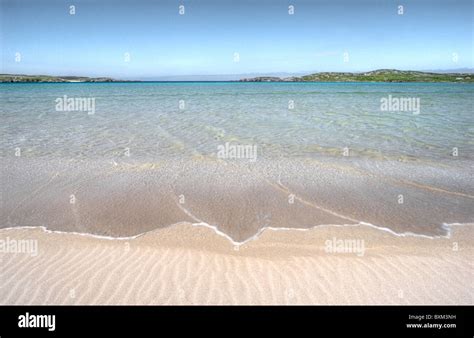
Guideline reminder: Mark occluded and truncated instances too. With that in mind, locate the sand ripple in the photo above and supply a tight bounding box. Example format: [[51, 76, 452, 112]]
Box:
[[0, 223, 472, 305]]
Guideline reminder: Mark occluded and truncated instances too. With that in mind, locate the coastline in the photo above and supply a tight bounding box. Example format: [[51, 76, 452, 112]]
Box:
[[2, 69, 473, 83]]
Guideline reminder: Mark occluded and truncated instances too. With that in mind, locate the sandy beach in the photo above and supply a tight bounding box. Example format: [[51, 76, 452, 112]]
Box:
[[1, 83, 473, 306], [1, 222, 472, 305]]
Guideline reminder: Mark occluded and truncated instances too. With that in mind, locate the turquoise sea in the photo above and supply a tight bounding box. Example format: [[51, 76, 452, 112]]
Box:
[[1, 82, 473, 162]]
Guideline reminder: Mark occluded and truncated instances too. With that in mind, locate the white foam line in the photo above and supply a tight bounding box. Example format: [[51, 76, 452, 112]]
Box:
[[199, 221, 457, 247], [1, 222, 471, 246], [174, 199, 205, 224], [190, 222, 245, 246], [0, 225, 146, 241]]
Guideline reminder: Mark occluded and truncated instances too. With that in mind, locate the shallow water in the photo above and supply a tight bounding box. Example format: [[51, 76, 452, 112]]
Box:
[[1, 82, 473, 162]]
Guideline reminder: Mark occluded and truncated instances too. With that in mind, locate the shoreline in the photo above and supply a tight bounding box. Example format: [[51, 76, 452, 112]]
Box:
[[0, 220, 465, 246], [2, 157, 473, 241]]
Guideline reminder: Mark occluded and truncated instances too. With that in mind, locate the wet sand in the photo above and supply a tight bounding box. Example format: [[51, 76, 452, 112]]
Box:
[[1, 157, 473, 241]]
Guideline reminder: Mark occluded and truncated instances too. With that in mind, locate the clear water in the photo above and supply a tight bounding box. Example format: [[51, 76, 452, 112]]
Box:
[[1, 82, 473, 162]]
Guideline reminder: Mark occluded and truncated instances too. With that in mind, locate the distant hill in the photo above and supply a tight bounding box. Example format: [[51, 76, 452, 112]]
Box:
[[2, 69, 473, 83], [0, 74, 117, 83], [240, 69, 474, 82]]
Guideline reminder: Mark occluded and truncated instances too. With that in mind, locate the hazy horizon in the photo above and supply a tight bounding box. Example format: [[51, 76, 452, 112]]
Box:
[[3, 67, 474, 82]]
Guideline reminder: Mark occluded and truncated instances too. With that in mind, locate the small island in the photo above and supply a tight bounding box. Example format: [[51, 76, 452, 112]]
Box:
[[0, 74, 118, 83], [240, 69, 473, 82]]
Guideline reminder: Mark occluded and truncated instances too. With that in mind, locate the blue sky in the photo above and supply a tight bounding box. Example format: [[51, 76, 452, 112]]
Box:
[[1, 0, 473, 79]]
